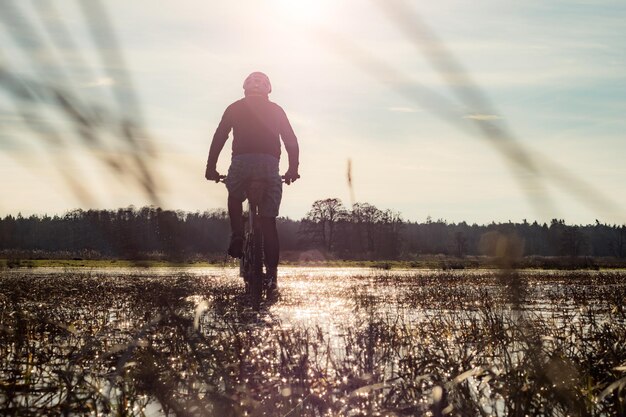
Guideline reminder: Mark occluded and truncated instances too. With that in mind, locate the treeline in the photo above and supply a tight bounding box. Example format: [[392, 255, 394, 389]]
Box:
[[0, 207, 231, 260], [1, 199, 625, 260]]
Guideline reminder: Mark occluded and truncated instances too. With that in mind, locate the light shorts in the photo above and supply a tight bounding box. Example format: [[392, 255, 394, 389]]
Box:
[[225, 154, 283, 218]]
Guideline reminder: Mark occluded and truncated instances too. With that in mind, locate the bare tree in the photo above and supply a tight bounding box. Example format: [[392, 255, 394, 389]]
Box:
[[301, 198, 348, 251], [351, 202, 382, 253]]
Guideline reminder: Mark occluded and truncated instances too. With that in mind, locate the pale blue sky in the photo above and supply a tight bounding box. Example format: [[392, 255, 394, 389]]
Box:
[[1, 0, 625, 224]]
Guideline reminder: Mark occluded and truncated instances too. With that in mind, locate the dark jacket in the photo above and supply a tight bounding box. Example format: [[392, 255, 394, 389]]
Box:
[[207, 95, 299, 170]]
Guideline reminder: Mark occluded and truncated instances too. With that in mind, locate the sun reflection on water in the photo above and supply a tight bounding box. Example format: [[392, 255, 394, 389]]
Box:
[[1, 267, 625, 416]]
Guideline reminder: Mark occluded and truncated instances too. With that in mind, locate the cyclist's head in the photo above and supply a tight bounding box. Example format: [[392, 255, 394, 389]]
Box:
[[243, 72, 272, 96]]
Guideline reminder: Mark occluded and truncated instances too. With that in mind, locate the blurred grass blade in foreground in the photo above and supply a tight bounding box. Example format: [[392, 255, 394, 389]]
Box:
[[0, 0, 160, 206]]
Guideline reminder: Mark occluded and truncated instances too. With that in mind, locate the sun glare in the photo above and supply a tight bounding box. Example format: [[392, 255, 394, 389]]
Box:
[[273, 0, 329, 25]]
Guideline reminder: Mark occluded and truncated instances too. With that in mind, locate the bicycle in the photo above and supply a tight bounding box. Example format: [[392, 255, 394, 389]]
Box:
[[220, 175, 293, 310]]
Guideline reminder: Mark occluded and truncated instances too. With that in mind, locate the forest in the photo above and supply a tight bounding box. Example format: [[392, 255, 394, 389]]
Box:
[[1, 198, 625, 261]]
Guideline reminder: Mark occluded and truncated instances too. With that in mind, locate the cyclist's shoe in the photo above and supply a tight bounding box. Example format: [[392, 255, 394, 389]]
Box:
[[227, 234, 244, 258]]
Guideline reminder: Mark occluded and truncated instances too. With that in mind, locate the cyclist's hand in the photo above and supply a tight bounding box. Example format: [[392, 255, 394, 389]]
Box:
[[283, 168, 300, 185], [205, 166, 221, 183]]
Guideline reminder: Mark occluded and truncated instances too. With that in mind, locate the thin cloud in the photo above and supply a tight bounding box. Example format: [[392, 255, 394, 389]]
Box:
[[463, 113, 502, 121], [82, 77, 115, 88], [388, 106, 421, 113]]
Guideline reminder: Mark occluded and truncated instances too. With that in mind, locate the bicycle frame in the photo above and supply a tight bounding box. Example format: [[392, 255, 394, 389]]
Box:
[[219, 174, 292, 310]]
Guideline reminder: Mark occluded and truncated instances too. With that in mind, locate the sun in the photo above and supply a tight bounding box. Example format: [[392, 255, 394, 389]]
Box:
[[273, 0, 329, 25]]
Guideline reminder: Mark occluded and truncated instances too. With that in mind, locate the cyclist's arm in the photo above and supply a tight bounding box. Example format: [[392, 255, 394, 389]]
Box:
[[278, 108, 299, 172], [206, 107, 233, 169]]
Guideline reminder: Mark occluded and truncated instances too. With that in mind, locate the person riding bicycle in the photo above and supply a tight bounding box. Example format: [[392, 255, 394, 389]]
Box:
[[205, 72, 300, 290]]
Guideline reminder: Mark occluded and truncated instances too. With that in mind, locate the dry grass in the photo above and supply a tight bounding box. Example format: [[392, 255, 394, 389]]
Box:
[[1, 269, 625, 416]]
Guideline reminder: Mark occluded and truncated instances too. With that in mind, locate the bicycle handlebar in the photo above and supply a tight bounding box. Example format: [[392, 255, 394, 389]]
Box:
[[217, 175, 300, 184]]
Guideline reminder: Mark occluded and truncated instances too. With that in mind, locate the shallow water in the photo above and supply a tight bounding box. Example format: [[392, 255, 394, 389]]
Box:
[[1, 267, 625, 416], [3, 266, 623, 332]]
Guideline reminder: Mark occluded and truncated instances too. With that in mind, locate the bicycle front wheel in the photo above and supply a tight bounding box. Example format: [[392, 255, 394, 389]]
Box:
[[248, 224, 264, 310]]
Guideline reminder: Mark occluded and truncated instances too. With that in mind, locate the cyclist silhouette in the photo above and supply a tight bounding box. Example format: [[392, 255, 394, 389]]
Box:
[[205, 72, 300, 290]]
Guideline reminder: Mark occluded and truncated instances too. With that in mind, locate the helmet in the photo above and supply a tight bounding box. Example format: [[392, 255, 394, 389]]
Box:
[[243, 72, 272, 95]]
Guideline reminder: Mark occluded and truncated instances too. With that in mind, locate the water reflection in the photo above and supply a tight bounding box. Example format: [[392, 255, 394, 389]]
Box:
[[1, 267, 625, 416]]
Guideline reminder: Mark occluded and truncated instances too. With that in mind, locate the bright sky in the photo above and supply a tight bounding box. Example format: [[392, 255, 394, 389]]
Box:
[[1, 0, 625, 225]]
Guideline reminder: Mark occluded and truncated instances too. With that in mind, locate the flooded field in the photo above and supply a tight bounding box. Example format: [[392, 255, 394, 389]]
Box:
[[1, 267, 625, 416]]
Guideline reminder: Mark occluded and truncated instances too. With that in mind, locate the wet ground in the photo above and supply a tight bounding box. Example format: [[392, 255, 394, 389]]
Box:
[[1, 267, 625, 416]]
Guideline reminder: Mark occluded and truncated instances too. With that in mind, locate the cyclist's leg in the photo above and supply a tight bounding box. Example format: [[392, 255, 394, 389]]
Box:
[[260, 216, 279, 287], [227, 196, 244, 258], [225, 157, 249, 258]]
